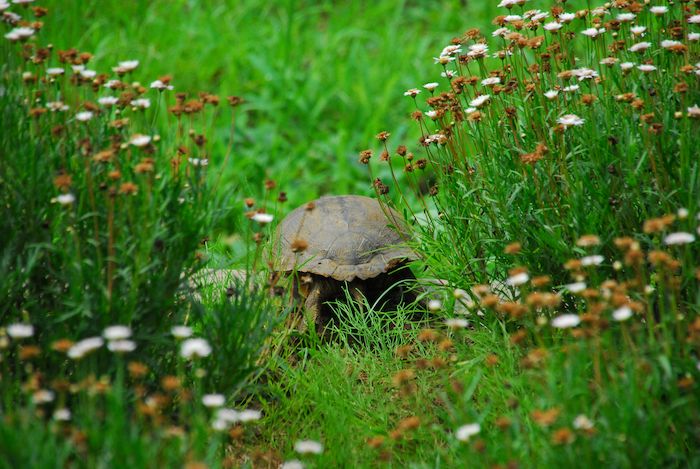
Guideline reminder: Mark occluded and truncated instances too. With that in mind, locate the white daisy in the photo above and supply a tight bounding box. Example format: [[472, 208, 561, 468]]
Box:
[[663, 232, 695, 245], [469, 94, 491, 108], [294, 440, 324, 455], [6, 323, 34, 339], [75, 111, 93, 122], [455, 423, 481, 441], [612, 306, 633, 321], [180, 338, 212, 359], [551, 314, 581, 328], [251, 212, 273, 224], [56, 193, 76, 205]]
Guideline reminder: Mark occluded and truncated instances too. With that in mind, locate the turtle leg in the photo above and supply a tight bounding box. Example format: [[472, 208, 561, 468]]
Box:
[[349, 280, 368, 310], [303, 280, 323, 331]]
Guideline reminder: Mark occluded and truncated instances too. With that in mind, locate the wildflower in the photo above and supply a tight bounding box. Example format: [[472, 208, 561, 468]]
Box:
[[113, 60, 139, 74], [203, 394, 225, 407], [104, 79, 122, 89], [75, 111, 93, 122], [649, 6, 668, 15], [661, 40, 682, 49], [103, 325, 132, 340], [528, 11, 548, 21], [616, 13, 636, 22], [129, 134, 152, 147], [504, 15, 522, 23], [211, 419, 228, 431], [664, 232, 695, 245], [434, 55, 455, 64], [469, 94, 490, 108], [564, 282, 586, 293], [556, 114, 584, 127], [53, 408, 71, 421], [0, 1, 8, 9], [216, 408, 241, 423], [544, 21, 563, 31], [7, 323, 34, 339], [444, 318, 469, 329], [130, 98, 151, 109], [72, 65, 85, 73], [580, 255, 604, 266], [467, 43, 488, 58], [439, 44, 462, 57], [689, 14, 700, 24], [572, 414, 594, 430], [612, 306, 633, 321], [32, 389, 55, 404], [455, 423, 481, 441], [572, 68, 598, 81], [46, 67, 65, 76], [532, 408, 561, 426], [620, 62, 635, 70], [98, 96, 119, 107], [631, 26, 646, 36], [576, 234, 600, 247], [56, 193, 76, 205], [150, 79, 173, 90], [498, 0, 526, 7], [506, 271, 529, 286], [690, 33, 700, 42], [552, 427, 575, 445], [688, 105, 700, 118], [294, 440, 324, 455], [424, 110, 438, 119], [441, 70, 456, 79], [629, 42, 651, 52], [423, 82, 439, 91], [637, 64, 657, 72], [599, 57, 619, 66], [559, 13, 575, 23], [170, 326, 192, 339], [281, 461, 305, 469], [238, 409, 262, 422], [107, 340, 137, 353], [403, 88, 421, 97], [67, 337, 104, 359], [4, 27, 34, 41], [544, 90, 559, 100], [427, 299, 442, 312], [581, 27, 605, 38], [481, 77, 501, 86], [79, 69, 96, 79], [551, 314, 581, 328], [188, 157, 209, 166], [492, 27, 509, 37], [251, 212, 273, 224], [180, 338, 212, 359]]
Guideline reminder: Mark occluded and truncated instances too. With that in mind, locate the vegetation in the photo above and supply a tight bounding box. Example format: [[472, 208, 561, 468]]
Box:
[[1, 0, 699, 468]]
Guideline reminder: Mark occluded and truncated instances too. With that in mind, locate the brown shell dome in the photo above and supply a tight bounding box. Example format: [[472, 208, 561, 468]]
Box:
[[275, 195, 415, 282]]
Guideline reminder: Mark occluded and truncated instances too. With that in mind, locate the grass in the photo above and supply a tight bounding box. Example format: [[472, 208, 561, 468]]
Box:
[[38, 0, 493, 211], [2, 0, 700, 468]]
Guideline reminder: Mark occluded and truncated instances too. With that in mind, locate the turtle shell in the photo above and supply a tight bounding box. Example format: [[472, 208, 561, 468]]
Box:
[[275, 195, 415, 282]]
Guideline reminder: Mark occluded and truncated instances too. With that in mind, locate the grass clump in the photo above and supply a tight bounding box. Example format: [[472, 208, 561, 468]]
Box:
[[1, 3, 279, 466]]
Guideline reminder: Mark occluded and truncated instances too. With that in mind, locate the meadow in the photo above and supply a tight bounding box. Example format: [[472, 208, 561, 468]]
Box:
[[1, 0, 699, 468]]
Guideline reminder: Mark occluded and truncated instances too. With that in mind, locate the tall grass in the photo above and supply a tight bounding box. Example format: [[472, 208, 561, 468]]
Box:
[[1, 3, 279, 466]]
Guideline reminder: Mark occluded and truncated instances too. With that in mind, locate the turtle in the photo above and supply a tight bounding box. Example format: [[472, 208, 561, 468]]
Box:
[[273, 195, 418, 331]]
